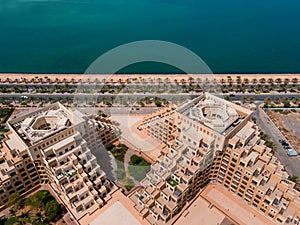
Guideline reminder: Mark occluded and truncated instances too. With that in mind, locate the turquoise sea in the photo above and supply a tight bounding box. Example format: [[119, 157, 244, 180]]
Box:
[[0, 0, 300, 74]]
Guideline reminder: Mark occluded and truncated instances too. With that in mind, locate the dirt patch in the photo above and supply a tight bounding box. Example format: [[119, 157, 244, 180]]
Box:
[[266, 110, 300, 152]]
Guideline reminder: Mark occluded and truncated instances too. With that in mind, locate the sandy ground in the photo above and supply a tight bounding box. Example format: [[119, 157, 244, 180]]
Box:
[[266, 111, 300, 152], [1, 73, 300, 84]]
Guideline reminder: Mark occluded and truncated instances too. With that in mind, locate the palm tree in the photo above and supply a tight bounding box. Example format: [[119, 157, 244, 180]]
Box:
[[196, 78, 202, 84], [284, 78, 290, 85], [267, 78, 274, 84], [249, 97, 255, 103], [15, 218, 27, 225], [264, 97, 272, 107], [292, 77, 298, 84], [275, 78, 282, 84], [39, 97, 44, 104], [227, 76, 232, 85], [288, 175, 299, 183], [9, 208, 17, 217], [188, 77, 194, 84], [252, 78, 257, 84], [165, 77, 170, 84], [292, 97, 300, 105], [29, 96, 35, 106], [243, 78, 249, 84], [12, 97, 16, 104], [212, 78, 218, 84], [241, 96, 248, 104], [274, 97, 281, 105], [259, 78, 266, 84], [157, 78, 162, 84]]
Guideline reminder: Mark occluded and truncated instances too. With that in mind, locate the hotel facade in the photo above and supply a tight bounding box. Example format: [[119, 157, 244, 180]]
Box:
[[0, 103, 120, 220], [131, 93, 300, 225]]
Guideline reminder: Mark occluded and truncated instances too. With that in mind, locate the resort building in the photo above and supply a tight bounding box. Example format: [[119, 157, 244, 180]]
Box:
[[0, 103, 120, 220], [130, 93, 300, 225]]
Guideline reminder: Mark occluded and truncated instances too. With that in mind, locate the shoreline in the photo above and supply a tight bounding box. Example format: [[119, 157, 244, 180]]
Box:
[[0, 73, 300, 81]]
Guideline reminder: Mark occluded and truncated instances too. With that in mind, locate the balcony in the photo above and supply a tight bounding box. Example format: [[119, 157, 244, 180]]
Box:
[[46, 153, 56, 161]]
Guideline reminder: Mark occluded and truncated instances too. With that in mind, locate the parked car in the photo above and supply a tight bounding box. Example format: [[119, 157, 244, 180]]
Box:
[[287, 149, 298, 157], [283, 146, 291, 149]]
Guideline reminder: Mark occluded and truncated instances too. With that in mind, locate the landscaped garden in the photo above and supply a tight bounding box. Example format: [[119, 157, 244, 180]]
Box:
[[128, 155, 151, 182], [109, 144, 135, 191], [1, 191, 64, 225], [108, 145, 152, 191], [109, 143, 128, 162]]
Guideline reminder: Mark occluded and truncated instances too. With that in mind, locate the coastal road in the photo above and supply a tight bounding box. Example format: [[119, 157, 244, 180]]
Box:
[[253, 103, 300, 177], [0, 93, 299, 101]]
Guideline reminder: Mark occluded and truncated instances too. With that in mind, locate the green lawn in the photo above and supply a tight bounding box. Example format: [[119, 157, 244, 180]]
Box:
[[128, 155, 151, 181], [4, 217, 17, 225]]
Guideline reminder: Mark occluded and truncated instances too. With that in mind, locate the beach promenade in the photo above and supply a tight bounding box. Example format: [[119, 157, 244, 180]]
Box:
[[0, 73, 300, 84]]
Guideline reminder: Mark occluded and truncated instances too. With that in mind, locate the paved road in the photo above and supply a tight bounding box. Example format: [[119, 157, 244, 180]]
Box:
[[78, 107, 158, 115], [0, 93, 299, 101], [253, 103, 300, 177]]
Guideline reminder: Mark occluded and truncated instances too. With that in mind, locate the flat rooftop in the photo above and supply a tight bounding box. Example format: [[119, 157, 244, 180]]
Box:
[[90, 201, 141, 225], [176, 193, 232, 225], [177, 93, 252, 135], [200, 184, 277, 225], [8, 103, 80, 146], [79, 190, 148, 225]]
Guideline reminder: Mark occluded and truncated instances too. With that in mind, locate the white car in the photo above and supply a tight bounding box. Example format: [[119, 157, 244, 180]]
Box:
[[287, 149, 298, 157]]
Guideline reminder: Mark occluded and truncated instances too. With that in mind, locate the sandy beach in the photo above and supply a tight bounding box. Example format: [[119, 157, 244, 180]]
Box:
[[0, 73, 299, 84]]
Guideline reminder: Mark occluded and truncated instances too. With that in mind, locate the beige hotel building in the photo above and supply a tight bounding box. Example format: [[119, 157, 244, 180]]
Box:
[[131, 93, 300, 225], [0, 94, 299, 225], [0, 103, 120, 220]]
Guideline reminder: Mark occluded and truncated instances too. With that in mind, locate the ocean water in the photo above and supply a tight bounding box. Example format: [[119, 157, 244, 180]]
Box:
[[0, 0, 299, 74]]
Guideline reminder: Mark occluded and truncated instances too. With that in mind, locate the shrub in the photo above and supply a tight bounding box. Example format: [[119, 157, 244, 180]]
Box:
[[125, 178, 135, 191], [6, 193, 21, 210], [45, 200, 61, 221], [130, 155, 142, 165], [155, 101, 162, 107], [25, 190, 54, 210]]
